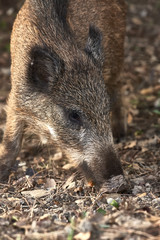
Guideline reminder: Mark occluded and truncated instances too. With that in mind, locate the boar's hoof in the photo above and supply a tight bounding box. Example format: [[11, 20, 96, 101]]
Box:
[[100, 175, 128, 193]]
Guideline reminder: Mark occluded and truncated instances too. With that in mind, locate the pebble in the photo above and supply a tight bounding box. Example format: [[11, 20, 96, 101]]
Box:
[[107, 198, 114, 204], [0, 68, 10, 76], [145, 183, 151, 192], [132, 177, 145, 185], [6, 8, 14, 16], [140, 9, 148, 17], [79, 219, 93, 232], [132, 185, 143, 195], [115, 198, 122, 204], [52, 214, 59, 221], [154, 98, 160, 108], [152, 198, 160, 206]]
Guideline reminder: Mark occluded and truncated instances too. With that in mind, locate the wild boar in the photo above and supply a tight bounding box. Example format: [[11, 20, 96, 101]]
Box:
[[0, 0, 126, 191]]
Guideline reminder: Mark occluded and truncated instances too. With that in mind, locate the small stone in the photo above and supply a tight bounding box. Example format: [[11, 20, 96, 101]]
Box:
[[145, 183, 151, 192], [6, 8, 14, 16], [152, 198, 160, 206], [1, 68, 10, 76], [79, 219, 93, 232], [115, 198, 122, 204], [154, 98, 160, 108], [107, 198, 114, 204], [132, 177, 145, 185], [140, 9, 148, 17], [132, 185, 143, 195], [52, 214, 59, 221]]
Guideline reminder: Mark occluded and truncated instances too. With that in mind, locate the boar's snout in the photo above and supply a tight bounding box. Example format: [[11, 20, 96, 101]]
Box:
[[80, 145, 127, 192], [98, 146, 123, 179]]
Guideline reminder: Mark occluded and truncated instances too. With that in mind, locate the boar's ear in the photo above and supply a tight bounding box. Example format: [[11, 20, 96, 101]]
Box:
[[85, 25, 103, 65], [30, 47, 64, 88]]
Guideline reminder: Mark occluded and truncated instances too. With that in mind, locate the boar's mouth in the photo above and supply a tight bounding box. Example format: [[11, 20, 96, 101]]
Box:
[[80, 161, 128, 192]]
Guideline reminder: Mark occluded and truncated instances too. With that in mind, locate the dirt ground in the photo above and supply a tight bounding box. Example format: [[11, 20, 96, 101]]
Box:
[[0, 0, 160, 239]]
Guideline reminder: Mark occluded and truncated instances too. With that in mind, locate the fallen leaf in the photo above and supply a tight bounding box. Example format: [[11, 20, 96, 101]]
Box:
[[124, 141, 137, 149], [74, 232, 91, 240], [137, 193, 147, 198], [135, 66, 146, 73], [140, 85, 160, 95], [132, 17, 142, 25], [21, 189, 50, 198], [26, 231, 66, 239], [62, 163, 75, 170], [52, 152, 63, 161], [62, 175, 76, 189], [154, 64, 160, 72], [97, 208, 107, 215], [127, 113, 133, 124]]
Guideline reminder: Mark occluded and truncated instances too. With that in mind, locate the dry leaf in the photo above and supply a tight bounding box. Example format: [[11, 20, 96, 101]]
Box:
[[21, 189, 50, 198], [137, 193, 147, 198], [135, 66, 146, 73], [62, 163, 75, 170], [132, 17, 142, 25], [74, 232, 91, 240], [140, 85, 160, 95], [124, 141, 137, 149], [62, 175, 76, 189], [127, 113, 133, 124], [52, 152, 63, 161], [26, 231, 66, 239], [154, 64, 160, 72]]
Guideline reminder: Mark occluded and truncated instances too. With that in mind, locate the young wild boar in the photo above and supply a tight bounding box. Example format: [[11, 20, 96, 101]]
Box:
[[0, 0, 127, 191]]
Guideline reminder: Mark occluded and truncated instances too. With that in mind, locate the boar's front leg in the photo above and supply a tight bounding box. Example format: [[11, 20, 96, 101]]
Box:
[[0, 105, 24, 181], [107, 83, 127, 140], [112, 94, 127, 139]]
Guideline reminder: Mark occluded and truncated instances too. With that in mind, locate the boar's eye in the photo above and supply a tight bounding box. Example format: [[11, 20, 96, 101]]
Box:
[[68, 110, 83, 127]]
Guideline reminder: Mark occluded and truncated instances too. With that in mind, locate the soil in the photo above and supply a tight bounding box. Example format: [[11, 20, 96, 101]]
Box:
[[0, 0, 160, 239]]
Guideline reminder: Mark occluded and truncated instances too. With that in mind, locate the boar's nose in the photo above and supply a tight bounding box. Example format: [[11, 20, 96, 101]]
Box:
[[101, 146, 124, 179], [97, 146, 128, 192], [80, 145, 128, 192]]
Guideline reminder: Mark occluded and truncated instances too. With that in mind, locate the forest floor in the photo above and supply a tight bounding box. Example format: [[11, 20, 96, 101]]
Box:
[[0, 0, 160, 239]]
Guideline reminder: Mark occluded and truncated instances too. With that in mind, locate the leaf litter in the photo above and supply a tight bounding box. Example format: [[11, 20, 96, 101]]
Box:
[[0, 0, 160, 239]]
